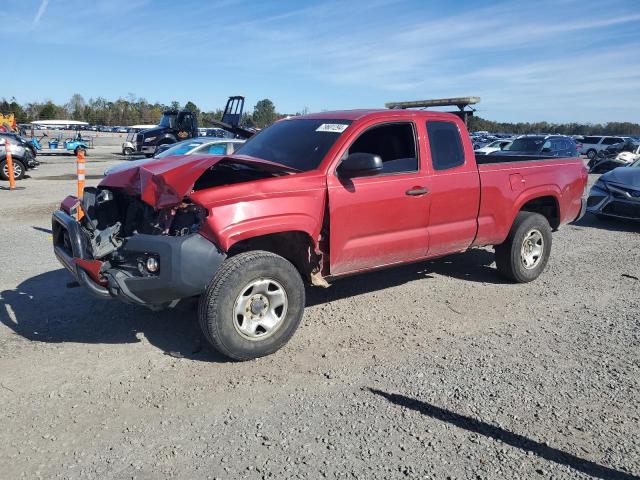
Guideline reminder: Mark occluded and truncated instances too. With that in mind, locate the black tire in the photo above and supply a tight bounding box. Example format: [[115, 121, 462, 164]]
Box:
[[586, 149, 597, 160], [0, 158, 26, 180], [494, 212, 552, 283], [74, 146, 87, 156], [123, 147, 134, 156], [198, 250, 305, 361]]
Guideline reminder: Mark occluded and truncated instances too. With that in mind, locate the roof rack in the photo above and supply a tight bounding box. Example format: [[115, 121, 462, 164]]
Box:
[[385, 96, 480, 125]]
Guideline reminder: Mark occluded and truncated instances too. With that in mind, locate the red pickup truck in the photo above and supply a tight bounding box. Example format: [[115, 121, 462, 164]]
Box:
[[52, 109, 587, 360]]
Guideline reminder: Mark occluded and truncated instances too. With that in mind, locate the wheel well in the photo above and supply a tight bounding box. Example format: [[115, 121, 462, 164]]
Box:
[[227, 231, 320, 283], [520, 196, 559, 229]]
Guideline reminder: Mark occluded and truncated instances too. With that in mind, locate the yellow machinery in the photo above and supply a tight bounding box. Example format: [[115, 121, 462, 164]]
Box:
[[0, 113, 17, 132]]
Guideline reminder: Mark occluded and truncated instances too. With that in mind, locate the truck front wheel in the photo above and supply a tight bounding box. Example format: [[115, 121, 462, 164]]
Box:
[[494, 212, 552, 283], [198, 251, 305, 361]]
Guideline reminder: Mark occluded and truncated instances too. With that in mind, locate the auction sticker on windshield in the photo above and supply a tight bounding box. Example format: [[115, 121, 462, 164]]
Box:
[[316, 123, 349, 133]]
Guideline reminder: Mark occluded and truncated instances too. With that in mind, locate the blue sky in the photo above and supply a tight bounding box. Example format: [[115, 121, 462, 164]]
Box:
[[2, 0, 640, 123]]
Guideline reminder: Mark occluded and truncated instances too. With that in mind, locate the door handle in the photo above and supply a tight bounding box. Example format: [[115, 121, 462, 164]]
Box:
[[406, 187, 429, 196]]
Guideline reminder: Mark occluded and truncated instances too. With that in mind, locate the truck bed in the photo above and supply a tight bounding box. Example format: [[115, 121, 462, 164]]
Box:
[[473, 156, 586, 246]]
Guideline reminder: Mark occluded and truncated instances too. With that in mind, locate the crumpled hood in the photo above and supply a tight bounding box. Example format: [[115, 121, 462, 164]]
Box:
[[100, 154, 223, 208], [601, 165, 640, 187]]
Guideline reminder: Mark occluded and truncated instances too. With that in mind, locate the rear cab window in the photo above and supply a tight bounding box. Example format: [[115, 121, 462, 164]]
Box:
[[426, 121, 465, 170]]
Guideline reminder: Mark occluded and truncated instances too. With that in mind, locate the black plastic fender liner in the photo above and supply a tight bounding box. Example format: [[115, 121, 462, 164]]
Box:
[[104, 233, 226, 306]]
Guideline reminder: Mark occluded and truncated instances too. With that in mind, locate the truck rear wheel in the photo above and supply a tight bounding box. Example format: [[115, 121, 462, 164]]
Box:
[[494, 212, 552, 283], [198, 250, 305, 361]]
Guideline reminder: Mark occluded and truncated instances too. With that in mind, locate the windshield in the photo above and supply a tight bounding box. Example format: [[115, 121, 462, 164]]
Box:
[[632, 159, 640, 168], [506, 137, 545, 152], [234, 119, 352, 171], [155, 139, 205, 158], [159, 113, 176, 129]]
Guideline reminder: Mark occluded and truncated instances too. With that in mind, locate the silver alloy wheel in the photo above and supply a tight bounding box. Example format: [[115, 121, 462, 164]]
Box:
[[233, 278, 288, 341], [521, 229, 544, 269], [3, 161, 22, 179]]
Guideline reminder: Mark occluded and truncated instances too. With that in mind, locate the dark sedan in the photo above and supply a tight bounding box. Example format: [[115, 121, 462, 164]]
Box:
[[587, 159, 640, 221]]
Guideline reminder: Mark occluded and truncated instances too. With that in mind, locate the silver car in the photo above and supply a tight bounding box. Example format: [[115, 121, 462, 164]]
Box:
[[154, 137, 244, 159], [106, 137, 245, 176]]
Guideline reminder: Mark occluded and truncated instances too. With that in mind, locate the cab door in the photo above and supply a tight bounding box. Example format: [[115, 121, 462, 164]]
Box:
[[422, 118, 480, 256], [327, 120, 431, 276]]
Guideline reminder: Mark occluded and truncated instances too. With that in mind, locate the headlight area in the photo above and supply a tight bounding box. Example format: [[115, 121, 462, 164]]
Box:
[[164, 202, 208, 237], [591, 180, 608, 192], [586, 181, 609, 209]]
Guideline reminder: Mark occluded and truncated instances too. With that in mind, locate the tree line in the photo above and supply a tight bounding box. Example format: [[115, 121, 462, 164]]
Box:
[[467, 116, 640, 136], [2, 94, 639, 135], [0, 95, 282, 129]]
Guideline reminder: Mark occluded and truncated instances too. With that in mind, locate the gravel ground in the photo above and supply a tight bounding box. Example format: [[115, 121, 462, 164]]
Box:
[[0, 149, 638, 479]]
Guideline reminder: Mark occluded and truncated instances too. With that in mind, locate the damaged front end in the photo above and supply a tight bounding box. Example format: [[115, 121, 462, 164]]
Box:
[[52, 186, 225, 308]]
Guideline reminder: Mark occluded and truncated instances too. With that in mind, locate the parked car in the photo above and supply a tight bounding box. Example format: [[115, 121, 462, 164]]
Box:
[[474, 139, 512, 155], [580, 136, 627, 160], [0, 131, 37, 158], [106, 138, 245, 175], [471, 135, 496, 150], [490, 135, 578, 158], [52, 109, 587, 360], [0, 140, 39, 180], [572, 137, 583, 154], [588, 140, 640, 173], [155, 137, 245, 158], [586, 158, 640, 220]]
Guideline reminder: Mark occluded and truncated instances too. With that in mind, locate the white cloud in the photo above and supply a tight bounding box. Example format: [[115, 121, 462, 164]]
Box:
[[32, 0, 49, 28]]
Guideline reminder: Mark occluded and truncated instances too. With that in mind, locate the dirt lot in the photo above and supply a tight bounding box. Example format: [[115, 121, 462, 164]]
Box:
[[0, 148, 638, 479]]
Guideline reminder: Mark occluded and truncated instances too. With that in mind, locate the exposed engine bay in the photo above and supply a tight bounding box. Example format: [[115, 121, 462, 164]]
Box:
[[77, 186, 206, 263], [78, 160, 284, 261]]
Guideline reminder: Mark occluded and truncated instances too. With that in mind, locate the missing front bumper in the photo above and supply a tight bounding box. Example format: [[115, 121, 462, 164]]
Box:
[[52, 210, 226, 307]]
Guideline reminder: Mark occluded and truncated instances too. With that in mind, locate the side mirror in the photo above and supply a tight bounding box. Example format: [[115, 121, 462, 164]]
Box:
[[541, 147, 552, 153], [338, 152, 383, 178]]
